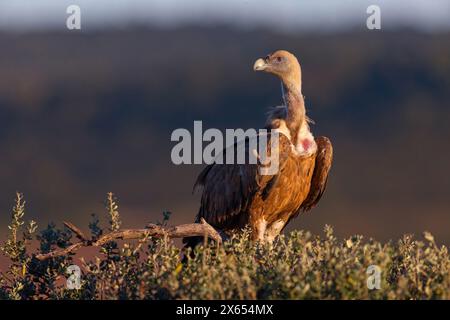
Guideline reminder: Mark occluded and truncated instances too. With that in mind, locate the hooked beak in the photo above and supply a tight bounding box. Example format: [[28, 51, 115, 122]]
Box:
[[253, 58, 268, 71]]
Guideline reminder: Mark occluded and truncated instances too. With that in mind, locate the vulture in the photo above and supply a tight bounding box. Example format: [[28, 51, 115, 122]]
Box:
[[184, 50, 333, 245]]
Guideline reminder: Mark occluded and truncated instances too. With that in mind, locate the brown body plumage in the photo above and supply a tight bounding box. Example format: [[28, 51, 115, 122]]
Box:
[[186, 50, 333, 244]]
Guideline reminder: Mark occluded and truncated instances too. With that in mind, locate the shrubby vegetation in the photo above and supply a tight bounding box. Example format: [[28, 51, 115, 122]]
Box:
[[1, 193, 449, 300]]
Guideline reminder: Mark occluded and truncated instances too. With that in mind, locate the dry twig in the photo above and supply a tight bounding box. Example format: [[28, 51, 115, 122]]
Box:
[[35, 218, 223, 261]]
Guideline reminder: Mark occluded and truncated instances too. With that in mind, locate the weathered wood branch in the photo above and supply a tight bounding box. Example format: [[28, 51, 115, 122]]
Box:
[[35, 218, 224, 261], [64, 221, 88, 241]]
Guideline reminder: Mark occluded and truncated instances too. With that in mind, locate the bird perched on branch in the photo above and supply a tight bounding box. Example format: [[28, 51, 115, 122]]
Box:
[[185, 50, 333, 245]]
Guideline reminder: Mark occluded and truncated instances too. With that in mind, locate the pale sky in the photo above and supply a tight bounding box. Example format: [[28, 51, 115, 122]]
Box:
[[0, 0, 449, 31]]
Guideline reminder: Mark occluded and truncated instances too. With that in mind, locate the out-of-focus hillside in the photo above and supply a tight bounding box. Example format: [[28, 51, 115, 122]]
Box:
[[0, 27, 449, 244]]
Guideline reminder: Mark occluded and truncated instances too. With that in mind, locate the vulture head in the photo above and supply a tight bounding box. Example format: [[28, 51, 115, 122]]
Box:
[[253, 50, 302, 92]]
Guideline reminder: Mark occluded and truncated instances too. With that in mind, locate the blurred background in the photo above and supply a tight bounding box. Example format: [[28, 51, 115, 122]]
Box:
[[0, 1, 449, 249]]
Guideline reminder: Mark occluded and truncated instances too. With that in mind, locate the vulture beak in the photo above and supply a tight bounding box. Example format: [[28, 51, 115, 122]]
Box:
[[253, 58, 268, 71]]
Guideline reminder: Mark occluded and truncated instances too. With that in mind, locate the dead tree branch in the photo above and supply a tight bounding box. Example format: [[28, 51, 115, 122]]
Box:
[[35, 218, 223, 261]]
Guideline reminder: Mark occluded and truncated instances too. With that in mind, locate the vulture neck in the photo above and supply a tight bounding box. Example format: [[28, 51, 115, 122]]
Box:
[[281, 81, 306, 146]]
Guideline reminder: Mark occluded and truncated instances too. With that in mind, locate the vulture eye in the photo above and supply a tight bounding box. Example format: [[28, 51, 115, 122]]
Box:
[[276, 56, 283, 62]]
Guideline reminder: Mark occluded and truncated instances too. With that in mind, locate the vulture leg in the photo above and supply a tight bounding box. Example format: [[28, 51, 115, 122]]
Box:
[[265, 220, 286, 243], [250, 217, 267, 241]]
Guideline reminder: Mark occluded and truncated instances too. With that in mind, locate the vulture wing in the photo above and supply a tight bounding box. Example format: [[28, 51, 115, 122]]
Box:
[[193, 132, 292, 229], [300, 136, 333, 212]]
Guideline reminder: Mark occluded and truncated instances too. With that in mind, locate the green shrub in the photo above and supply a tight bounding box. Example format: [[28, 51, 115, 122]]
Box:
[[1, 193, 449, 300]]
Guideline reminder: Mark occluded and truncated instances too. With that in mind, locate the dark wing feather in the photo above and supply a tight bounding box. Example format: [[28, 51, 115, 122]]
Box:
[[193, 132, 292, 229], [300, 136, 333, 212]]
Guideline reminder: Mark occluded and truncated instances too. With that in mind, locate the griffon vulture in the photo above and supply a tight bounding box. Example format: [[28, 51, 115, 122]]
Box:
[[185, 50, 333, 244]]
